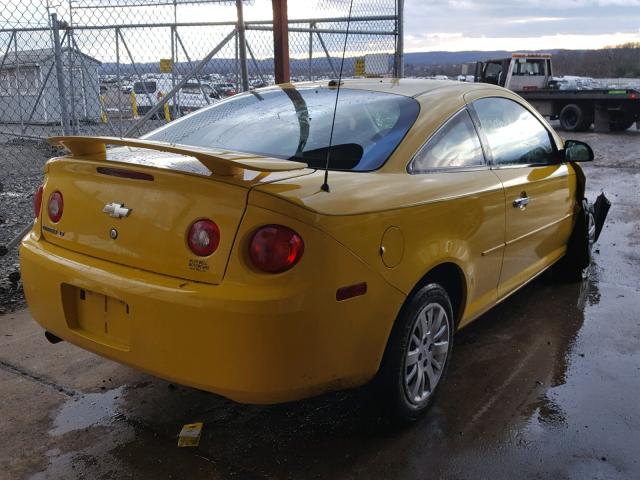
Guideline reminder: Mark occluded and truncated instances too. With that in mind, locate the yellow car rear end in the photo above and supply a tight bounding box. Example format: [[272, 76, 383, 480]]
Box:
[[20, 146, 406, 404]]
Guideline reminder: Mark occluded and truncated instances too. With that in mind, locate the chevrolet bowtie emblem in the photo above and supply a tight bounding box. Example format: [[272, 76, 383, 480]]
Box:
[[103, 202, 132, 219]]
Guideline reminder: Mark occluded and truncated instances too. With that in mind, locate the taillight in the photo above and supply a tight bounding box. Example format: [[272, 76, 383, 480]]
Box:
[[249, 225, 304, 273], [187, 219, 220, 257], [47, 191, 63, 223], [34, 185, 44, 218]]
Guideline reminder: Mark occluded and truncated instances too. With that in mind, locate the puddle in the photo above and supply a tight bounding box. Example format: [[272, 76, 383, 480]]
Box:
[[49, 386, 125, 436]]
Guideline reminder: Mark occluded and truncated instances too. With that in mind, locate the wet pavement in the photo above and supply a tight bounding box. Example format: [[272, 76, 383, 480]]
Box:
[[1, 130, 639, 479]]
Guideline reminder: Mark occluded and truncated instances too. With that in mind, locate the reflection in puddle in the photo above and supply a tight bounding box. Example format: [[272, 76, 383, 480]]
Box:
[[532, 393, 567, 428], [49, 386, 125, 436]]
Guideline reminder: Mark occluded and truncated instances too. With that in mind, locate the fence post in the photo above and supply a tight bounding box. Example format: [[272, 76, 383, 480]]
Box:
[[236, 0, 250, 92], [51, 14, 69, 135], [116, 27, 123, 134], [170, 25, 178, 117], [14, 30, 25, 130], [394, 0, 404, 78], [308, 22, 313, 81], [67, 30, 78, 134]]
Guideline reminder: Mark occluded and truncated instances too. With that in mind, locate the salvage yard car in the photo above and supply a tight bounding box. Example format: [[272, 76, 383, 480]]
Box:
[[20, 79, 605, 421]]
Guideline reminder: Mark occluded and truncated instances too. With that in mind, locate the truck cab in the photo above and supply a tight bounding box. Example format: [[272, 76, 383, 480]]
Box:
[[475, 53, 553, 91], [472, 53, 640, 133]]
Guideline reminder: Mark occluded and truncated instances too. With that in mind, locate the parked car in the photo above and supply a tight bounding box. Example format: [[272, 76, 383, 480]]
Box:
[[21, 79, 606, 421], [133, 78, 221, 117], [212, 82, 237, 97], [179, 83, 220, 115]]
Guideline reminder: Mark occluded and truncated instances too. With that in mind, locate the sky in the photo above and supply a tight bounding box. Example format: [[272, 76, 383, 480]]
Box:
[[402, 0, 640, 51], [1, 0, 639, 58]]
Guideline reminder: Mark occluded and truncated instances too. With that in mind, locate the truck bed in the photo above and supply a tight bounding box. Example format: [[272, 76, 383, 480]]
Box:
[[517, 88, 639, 102]]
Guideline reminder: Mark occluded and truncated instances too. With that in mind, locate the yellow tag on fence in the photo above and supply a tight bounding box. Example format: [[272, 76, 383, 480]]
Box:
[[177, 422, 203, 447]]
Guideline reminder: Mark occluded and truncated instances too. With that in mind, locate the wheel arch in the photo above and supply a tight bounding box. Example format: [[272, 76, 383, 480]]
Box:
[[405, 261, 468, 330]]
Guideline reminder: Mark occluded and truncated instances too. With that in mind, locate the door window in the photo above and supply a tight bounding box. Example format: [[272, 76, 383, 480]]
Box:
[[473, 97, 555, 166], [409, 109, 485, 173]]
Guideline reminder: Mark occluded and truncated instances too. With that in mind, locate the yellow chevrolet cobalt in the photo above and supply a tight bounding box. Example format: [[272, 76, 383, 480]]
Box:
[[20, 79, 602, 421]]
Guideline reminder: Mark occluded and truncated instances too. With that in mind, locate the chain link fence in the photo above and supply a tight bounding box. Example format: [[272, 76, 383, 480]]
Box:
[[0, 0, 400, 312]]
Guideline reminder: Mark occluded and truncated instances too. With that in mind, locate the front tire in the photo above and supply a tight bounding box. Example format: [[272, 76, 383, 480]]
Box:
[[377, 284, 454, 422]]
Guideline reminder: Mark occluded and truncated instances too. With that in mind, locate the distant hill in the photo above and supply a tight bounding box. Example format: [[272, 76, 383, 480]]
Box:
[[99, 46, 640, 81], [403, 47, 640, 78], [403, 50, 567, 65], [404, 51, 511, 65]]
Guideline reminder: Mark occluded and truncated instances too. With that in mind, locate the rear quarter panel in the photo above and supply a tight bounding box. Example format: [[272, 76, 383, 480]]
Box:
[[252, 169, 506, 328]]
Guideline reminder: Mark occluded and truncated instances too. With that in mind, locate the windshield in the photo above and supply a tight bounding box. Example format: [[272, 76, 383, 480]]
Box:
[[143, 86, 420, 171]]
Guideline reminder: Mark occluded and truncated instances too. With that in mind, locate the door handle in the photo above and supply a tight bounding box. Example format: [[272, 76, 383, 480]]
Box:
[[513, 195, 529, 209]]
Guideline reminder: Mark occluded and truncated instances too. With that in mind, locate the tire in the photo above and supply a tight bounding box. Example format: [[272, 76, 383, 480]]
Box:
[[560, 104, 591, 132], [376, 283, 454, 422], [555, 199, 596, 281], [609, 117, 634, 132]]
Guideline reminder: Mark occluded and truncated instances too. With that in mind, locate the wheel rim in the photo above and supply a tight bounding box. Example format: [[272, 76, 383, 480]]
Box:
[[403, 303, 450, 405], [564, 110, 578, 128]]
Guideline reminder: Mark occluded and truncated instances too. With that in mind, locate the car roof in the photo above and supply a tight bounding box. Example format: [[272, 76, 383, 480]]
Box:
[[274, 78, 558, 175], [290, 77, 504, 99]]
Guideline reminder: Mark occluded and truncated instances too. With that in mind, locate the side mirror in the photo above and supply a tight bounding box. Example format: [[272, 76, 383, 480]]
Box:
[[563, 140, 594, 162]]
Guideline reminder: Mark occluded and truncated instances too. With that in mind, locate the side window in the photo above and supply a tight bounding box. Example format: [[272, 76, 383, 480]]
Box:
[[409, 109, 485, 173], [473, 97, 555, 166]]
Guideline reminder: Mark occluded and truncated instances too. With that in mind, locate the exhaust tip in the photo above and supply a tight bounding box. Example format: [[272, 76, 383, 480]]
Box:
[[44, 331, 63, 344]]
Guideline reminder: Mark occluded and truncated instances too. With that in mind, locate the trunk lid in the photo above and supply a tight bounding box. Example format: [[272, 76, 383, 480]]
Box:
[[41, 138, 312, 284]]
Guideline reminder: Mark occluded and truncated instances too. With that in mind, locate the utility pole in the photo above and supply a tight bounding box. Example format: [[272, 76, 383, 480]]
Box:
[[272, 0, 290, 84], [236, 0, 250, 91]]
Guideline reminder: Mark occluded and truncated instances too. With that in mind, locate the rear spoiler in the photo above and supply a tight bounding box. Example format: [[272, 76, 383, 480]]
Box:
[[48, 136, 308, 176]]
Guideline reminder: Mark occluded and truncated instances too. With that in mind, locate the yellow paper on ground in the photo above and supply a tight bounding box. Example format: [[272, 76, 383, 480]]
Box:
[[177, 422, 203, 447]]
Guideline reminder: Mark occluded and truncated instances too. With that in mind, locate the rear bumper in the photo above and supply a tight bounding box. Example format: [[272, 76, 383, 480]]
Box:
[[20, 233, 404, 404]]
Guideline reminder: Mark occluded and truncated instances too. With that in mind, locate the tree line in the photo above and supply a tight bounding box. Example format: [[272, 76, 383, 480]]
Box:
[[404, 43, 640, 79], [553, 43, 640, 78]]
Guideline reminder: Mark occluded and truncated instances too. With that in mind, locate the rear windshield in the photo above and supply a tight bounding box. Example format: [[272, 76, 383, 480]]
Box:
[[143, 86, 420, 171], [134, 81, 157, 94]]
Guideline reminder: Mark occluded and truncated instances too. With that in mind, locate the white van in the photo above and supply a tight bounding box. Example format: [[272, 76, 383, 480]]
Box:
[[132, 77, 174, 115], [133, 77, 219, 117]]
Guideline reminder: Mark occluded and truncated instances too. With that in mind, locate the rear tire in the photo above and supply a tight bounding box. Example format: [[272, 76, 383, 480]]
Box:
[[609, 116, 634, 132], [376, 283, 454, 423], [560, 104, 592, 132]]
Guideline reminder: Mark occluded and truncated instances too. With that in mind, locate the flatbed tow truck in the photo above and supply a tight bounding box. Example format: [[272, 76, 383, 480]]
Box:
[[473, 53, 640, 132]]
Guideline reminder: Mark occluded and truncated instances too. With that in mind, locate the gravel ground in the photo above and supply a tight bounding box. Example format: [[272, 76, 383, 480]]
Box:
[[0, 119, 165, 314], [0, 139, 56, 314]]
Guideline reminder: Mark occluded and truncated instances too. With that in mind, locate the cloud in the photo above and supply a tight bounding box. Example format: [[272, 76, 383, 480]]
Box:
[[505, 17, 566, 24], [404, 31, 640, 51], [403, 0, 640, 49]]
